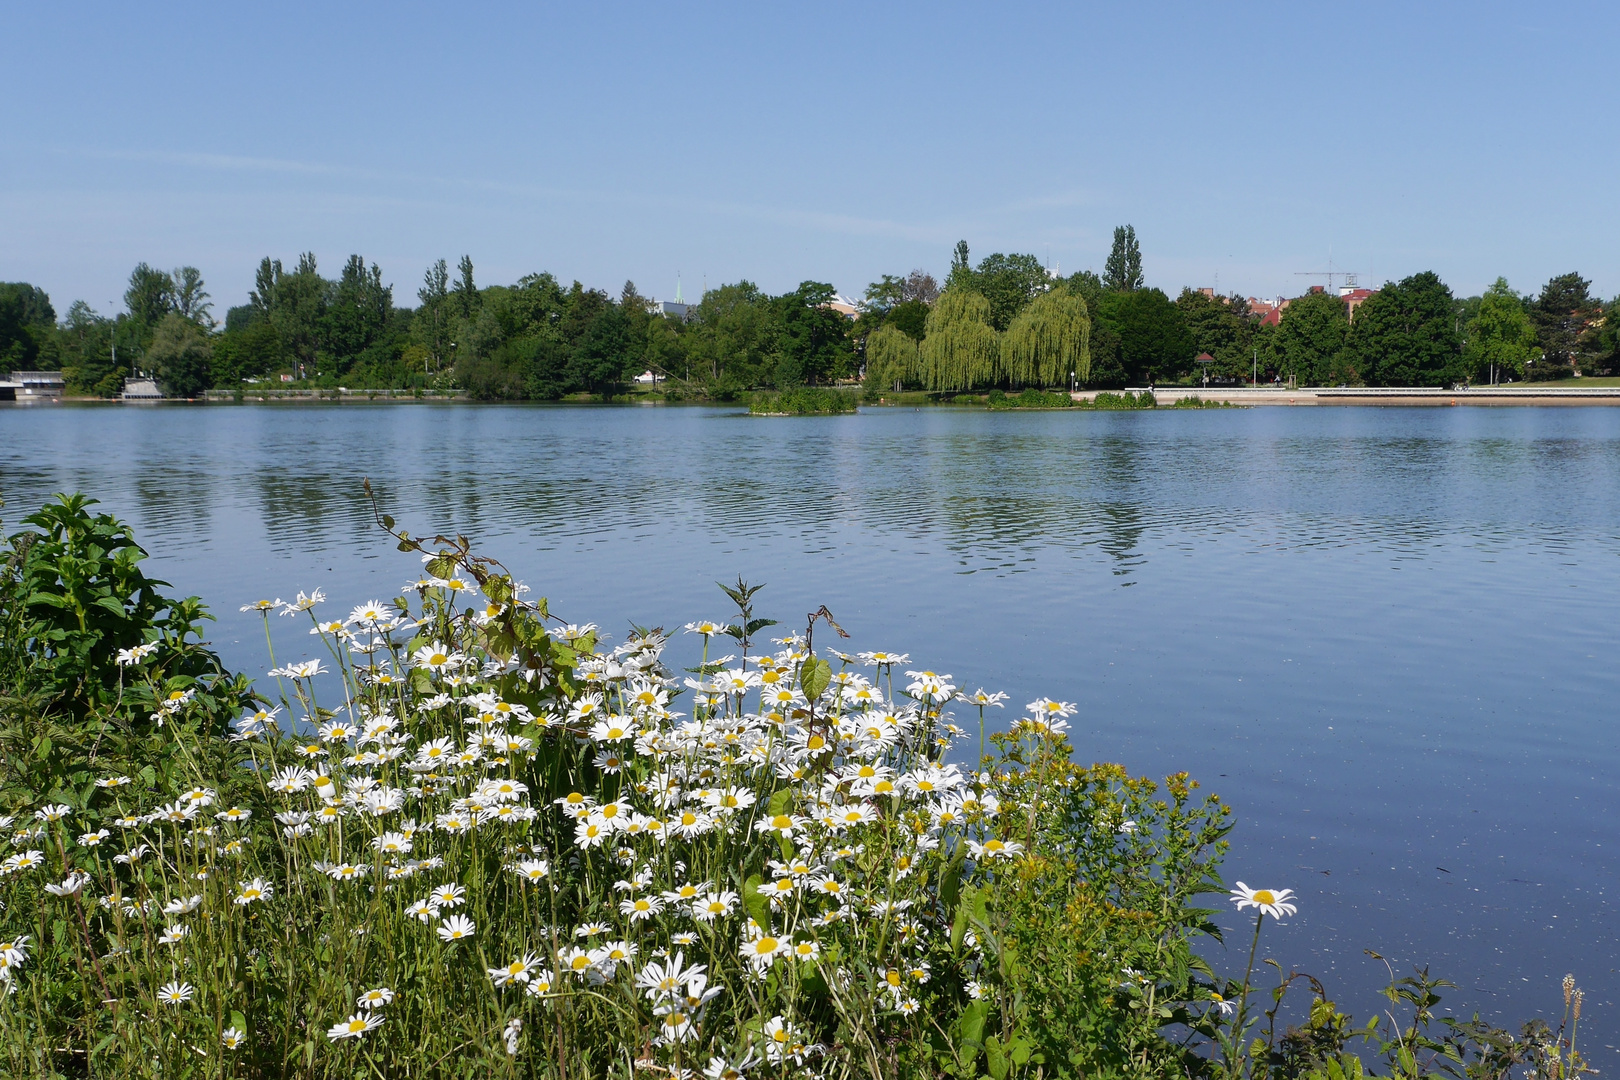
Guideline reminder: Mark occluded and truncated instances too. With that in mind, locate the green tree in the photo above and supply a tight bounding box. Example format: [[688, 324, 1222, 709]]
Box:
[[124, 263, 175, 327], [1002, 287, 1090, 387], [1176, 289, 1259, 382], [57, 301, 118, 394], [856, 274, 931, 344], [270, 254, 329, 378], [644, 309, 688, 381], [1102, 225, 1144, 292], [974, 253, 1050, 332], [1351, 271, 1462, 387], [454, 255, 480, 320], [862, 323, 919, 392], [327, 255, 394, 369], [1464, 278, 1538, 383], [1532, 272, 1602, 376], [947, 240, 974, 290], [416, 258, 452, 373], [568, 300, 633, 397], [144, 312, 213, 397], [770, 281, 853, 386], [687, 281, 774, 391], [1596, 296, 1620, 374], [211, 322, 282, 386], [249, 257, 280, 320], [171, 267, 212, 325], [1274, 290, 1351, 384], [1093, 287, 1189, 383], [0, 283, 56, 368], [920, 289, 999, 391]]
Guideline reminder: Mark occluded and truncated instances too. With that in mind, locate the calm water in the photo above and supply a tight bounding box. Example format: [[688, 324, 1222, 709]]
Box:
[[3, 402, 1617, 1049]]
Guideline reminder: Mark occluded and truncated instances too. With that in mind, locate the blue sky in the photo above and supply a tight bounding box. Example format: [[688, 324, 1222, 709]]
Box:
[[4, 2, 1616, 315]]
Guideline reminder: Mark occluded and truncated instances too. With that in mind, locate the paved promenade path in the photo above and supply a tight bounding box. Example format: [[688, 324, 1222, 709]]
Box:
[[1074, 386, 1620, 406]]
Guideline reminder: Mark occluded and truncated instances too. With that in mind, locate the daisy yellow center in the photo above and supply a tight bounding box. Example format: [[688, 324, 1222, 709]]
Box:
[[1252, 890, 1275, 905], [754, 937, 778, 954]]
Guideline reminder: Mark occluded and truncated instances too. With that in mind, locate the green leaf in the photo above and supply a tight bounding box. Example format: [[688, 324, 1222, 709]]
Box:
[[381, 515, 395, 530], [985, 1034, 1008, 1080], [951, 884, 975, 953], [940, 846, 967, 915], [741, 873, 769, 928], [955, 999, 990, 1068], [798, 657, 832, 701]]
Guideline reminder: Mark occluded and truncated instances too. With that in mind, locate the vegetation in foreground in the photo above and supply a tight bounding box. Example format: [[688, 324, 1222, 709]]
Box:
[[0, 494, 1594, 1079]]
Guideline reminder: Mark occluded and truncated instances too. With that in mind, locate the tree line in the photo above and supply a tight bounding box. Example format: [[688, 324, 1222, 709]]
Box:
[[1, 229, 1615, 398]]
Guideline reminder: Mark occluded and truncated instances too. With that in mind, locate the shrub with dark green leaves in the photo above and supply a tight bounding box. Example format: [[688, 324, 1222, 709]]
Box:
[[0, 494, 257, 811]]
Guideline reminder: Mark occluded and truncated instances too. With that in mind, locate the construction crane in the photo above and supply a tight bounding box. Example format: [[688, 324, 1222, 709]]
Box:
[[1294, 263, 1362, 293]]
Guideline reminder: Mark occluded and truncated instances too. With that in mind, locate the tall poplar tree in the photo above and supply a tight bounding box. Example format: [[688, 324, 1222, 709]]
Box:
[[1102, 226, 1144, 292]]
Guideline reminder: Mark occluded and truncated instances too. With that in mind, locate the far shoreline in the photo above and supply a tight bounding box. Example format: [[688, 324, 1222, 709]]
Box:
[[12, 384, 1620, 408]]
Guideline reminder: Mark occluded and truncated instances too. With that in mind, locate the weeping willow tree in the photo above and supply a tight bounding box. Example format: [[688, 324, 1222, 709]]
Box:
[[1002, 288, 1091, 387], [920, 289, 999, 391], [863, 324, 920, 391]]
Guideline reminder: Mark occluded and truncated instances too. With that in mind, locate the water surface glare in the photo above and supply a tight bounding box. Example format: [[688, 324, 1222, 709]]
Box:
[[3, 402, 1618, 1048]]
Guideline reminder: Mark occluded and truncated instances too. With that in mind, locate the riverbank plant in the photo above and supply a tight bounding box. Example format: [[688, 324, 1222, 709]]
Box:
[[986, 388, 1075, 409], [0, 495, 1572, 1079]]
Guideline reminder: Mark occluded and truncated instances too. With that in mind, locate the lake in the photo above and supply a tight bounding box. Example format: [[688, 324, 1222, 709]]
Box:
[[3, 401, 1616, 1050]]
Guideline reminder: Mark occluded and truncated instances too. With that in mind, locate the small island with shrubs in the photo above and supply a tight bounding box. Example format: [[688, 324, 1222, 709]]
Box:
[[748, 387, 859, 415]]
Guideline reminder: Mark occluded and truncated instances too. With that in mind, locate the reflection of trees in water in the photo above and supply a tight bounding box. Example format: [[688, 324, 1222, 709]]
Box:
[[826, 429, 1158, 577], [253, 472, 375, 553], [132, 469, 216, 546], [69, 406, 1620, 584]]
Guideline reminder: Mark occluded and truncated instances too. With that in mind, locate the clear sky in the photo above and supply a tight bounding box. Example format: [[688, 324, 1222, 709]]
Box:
[[4, 2, 1617, 316]]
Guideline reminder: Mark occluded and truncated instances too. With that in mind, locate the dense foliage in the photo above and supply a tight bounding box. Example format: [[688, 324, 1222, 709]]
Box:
[[5, 231, 1616, 399]]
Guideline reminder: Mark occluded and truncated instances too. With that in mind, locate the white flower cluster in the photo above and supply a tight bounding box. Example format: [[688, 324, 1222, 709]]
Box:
[[4, 560, 1092, 1073]]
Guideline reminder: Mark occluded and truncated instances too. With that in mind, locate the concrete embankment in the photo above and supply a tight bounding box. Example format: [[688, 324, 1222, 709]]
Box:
[[1072, 387, 1620, 407]]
